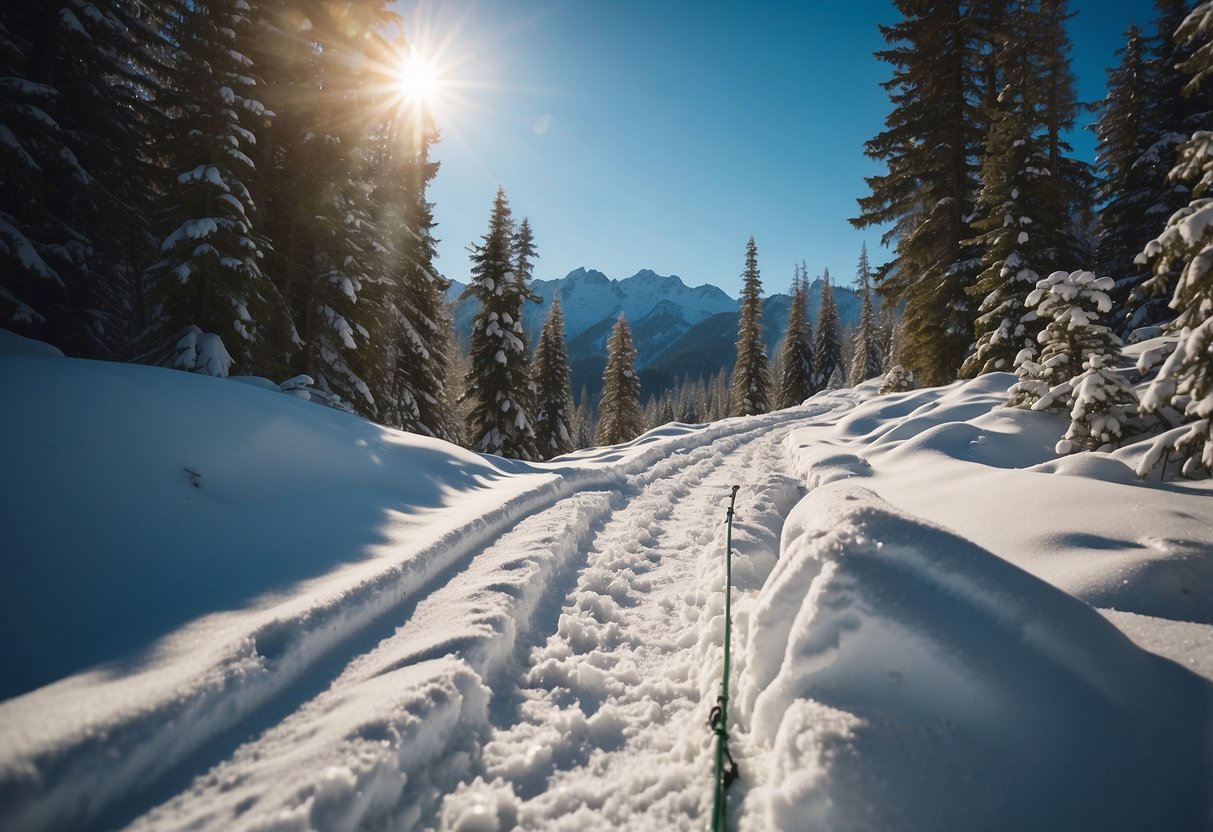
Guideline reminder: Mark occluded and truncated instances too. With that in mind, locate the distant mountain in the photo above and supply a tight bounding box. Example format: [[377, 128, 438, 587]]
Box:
[[449, 267, 867, 406]]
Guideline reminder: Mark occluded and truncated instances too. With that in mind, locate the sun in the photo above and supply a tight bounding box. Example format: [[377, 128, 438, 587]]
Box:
[[394, 49, 441, 107]]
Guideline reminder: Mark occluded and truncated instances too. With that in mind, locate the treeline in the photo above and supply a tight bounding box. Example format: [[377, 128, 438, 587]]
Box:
[[1, 1, 458, 440], [855, 0, 1213, 474]]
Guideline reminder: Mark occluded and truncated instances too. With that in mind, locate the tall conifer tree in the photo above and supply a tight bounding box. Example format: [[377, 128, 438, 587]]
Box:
[[596, 315, 644, 445], [730, 237, 771, 416], [462, 188, 539, 459], [533, 296, 575, 459], [813, 269, 843, 392], [777, 266, 814, 407], [1137, 1, 1213, 475], [852, 0, 987, 385], [849, 243, 884, 385]]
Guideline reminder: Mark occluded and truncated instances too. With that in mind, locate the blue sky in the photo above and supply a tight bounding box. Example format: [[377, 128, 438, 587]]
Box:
[[398, 0, 1158, 296]]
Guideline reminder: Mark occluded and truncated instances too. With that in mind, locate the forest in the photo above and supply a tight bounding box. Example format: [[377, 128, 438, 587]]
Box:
[[2, 0, 1212, 474]]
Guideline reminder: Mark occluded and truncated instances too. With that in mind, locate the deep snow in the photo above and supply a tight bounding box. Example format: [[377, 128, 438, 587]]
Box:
[[0, 328, 1210, 831]]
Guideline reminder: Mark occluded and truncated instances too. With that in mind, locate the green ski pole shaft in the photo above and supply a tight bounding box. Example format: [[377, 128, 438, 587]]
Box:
[[711, 485, 740, 832]]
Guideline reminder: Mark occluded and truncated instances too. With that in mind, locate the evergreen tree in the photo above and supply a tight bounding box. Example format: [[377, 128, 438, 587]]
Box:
[[378, 102, 457, 440], [572, 386, 595, 449], [852, 0, 988, 385], [139, 0, 292, 377], [777, 266, 814, 407], [462, 188, 539, 459], [0, 0, 166, 357], [1094, 24, 1169, 334], [849, 243, 884, 385], [963, 1, 1088, 378], [730, 237, 771, 416], [879, 365, 916, 394], [532, 296, 575, 459], [1009, 270, 1123, 409], [1137, 1, 1213, 475], [1122, 0, 1213, 334], [596, 315, 644, 445], [658, 395, 676, 425], [812, 269, 843, 392]]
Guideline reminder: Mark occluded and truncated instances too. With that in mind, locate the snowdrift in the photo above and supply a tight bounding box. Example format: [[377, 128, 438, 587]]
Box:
[[741, 483, 1213, 831]]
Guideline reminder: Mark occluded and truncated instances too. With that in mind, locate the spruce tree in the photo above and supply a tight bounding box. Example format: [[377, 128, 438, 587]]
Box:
[[596, 315, 644, 445], [139, 0, 292, 377], [0, 0, 166, 357], [572, 386, 594, 449], [1094, 25, 1168, 334], [1136, 1, 1213, 475], [532, 296, 575, 459], [730, 237, 771, 416], [812, 269, 843, 392], [378, 105, 457, 440], [777, 267, 814, 407], [849, 243, 884, 385], [852, 0, 987, 385], [1009, 270, 1122, 409], [462, 188, 539, 459]]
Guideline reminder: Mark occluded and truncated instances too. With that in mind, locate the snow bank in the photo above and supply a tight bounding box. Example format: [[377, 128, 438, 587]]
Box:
[[740, 483, 1213, 831]]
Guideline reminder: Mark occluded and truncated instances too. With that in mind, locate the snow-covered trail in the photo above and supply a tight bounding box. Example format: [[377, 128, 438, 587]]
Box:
[[108, 403, 848, 832], [432, 412, 805, 830]]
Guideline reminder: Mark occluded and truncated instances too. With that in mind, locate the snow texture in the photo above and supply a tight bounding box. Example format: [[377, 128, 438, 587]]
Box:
[[0, 333, 1210, 831]]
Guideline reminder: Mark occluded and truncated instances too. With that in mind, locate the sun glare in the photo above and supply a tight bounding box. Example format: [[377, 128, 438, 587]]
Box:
[[396, 50, 440, 107]]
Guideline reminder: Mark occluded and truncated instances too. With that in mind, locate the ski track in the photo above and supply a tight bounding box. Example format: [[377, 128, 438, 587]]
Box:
[[107, 400, 849, 832], [429, 419, 813, 831]]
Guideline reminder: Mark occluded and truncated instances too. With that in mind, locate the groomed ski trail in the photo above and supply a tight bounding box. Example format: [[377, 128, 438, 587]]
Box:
[[428, 416, 812, 830]]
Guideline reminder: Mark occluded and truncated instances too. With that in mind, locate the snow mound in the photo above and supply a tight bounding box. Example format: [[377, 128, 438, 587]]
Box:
[[739, 483, 1213, 832], [0, 327, 64, 357]]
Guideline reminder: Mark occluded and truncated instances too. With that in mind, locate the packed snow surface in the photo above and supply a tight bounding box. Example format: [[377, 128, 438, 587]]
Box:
[[0, 329, 1210, 831]]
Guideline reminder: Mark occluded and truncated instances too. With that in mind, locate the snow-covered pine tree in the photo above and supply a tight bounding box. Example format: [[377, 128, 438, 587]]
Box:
[[596, 315, 645, 445], [462, 188, 539, 459], [532, 296, 575, 459], [140, 0, 294, 377], [378, 100, 458, 441], [1094, 25, 1171, 335], [1121, 0, 1213, 334], [1135, 1, 1213, 476], [572, 386, 594, 449], [777, 265, 814, 407], [879, 364, 916, 394], [849, 243, 884, 385], [852, 0, 988, 385], [658, 394, 676, 426], [0, 0, 166, 357], [812, 269, 843, 392], [1009, 270, 1123, 411], [963, 2, 1087, 379], [1044, 353, 1140, 454], [730, 237, 771, 416]]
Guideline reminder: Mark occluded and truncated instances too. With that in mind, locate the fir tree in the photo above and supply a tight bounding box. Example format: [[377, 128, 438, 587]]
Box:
[[1009, 270, 1122, 409], [658, 395, 676, 425], [596, 315, 644, 445], [0, 0, 167, 357], [378, 104, 457, 441], [1136, 1, 1213, 476], [1094, 25, 1168, 334], [777, 265, 814, 407], [964, 1, 1088, 379], [532, 296, 575, 459], [849, 243, 884, 385], [462, 188, 539, 459], [852, 0, 988, 385], [572, 386, 594, 449], [812, 269, 843, 392], [879, 365, 916, 394], [139, 0, 292, 377], [730, 237, 771, 416]]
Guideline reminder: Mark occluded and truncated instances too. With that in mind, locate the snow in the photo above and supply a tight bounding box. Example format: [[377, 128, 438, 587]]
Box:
[[0, 332, 1210, 831]]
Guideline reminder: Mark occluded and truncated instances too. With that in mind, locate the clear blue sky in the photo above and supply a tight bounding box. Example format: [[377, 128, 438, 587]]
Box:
[[397, 0, 1158, 296]]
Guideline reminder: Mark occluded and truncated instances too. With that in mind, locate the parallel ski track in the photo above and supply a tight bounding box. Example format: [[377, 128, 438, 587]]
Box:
[[418, 413, 809, 830]]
